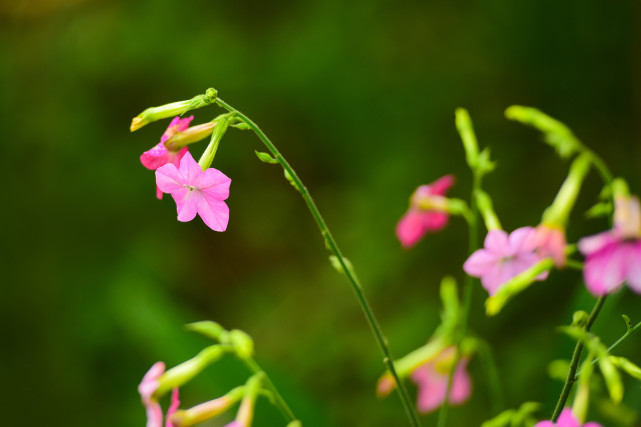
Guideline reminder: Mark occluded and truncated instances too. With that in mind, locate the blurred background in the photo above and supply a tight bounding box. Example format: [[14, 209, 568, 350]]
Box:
[[2, 0, 641, 425]]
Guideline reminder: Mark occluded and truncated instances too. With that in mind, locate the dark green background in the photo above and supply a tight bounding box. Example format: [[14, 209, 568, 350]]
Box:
[[2, 1, 640, 426]]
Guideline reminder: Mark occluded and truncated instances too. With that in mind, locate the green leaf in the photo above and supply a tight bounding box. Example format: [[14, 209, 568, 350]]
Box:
[[255, 150, 279, 164], [329, 255, 354, 276], [231, 122, 251, 130], [610, 356, 641, 381], [284, 169, 302, 192], [585, 201, 612, 219], [548, 359, 570, 382], [622, 314, 632, 332]]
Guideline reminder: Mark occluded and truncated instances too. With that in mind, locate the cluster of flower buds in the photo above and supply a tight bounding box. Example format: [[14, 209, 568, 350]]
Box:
[[131, 90, 242, 232], [137, 322, 301, 427]]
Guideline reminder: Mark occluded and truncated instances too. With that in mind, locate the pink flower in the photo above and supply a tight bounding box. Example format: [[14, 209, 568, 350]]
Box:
[[535, 408, 602, 427], [532, 224, 568, 268], [463, 227, 549, 295], [141, 116, 194, 199], [156, 152, 231, 232], [139, 363, 181, 427], [410, 347, 471, 413], [396, 175, 455, 248], [578, 196, 641, 295]]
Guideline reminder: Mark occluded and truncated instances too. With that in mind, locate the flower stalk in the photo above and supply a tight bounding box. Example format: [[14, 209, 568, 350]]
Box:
[[214, 97, 422, 427]]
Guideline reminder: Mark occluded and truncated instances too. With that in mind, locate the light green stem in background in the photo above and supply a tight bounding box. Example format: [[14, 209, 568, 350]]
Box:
[[542, 153, 592, 226], [215, 97, 422, 427], [475, 189, 502, 231]]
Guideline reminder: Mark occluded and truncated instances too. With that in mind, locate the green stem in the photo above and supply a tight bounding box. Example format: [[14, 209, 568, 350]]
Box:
[[242, 357, 296, 422], [216, 98, 422, 427], [477, 339, 504, 414], [551, 296, 606, 421], [437, 172, 481, 427]]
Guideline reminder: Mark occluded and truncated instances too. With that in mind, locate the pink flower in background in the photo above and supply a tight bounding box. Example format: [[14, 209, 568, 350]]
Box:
[[141, 116, 194, 199], [396, 175, 455, 248], [532, 224, 567, 268], [139, 362, 166, 427], [463, 227, 548, 295], [156, 152, 231, 232], [410, 347, 471, 413], [579, 196, 641, 295], [535, 408, 602, 427]]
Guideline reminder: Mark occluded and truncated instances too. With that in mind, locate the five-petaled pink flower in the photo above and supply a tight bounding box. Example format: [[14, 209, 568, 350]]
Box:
[[410, 347, 471, 413], [463, 227, 548, 295], [156, 151, 231, 232], [141, 116, 194, 199], [578, 196, 641, 296], [534, 408, 602, 427], [396, 175, 455, 248], [139, 362, 181, 427]]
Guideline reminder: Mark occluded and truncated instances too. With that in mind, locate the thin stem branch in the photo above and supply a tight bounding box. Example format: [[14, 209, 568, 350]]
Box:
[[551, 296, 606, 421], [242, 357, 296, 422], [216, 98, 422, 427], [574, 320, 641, 379]]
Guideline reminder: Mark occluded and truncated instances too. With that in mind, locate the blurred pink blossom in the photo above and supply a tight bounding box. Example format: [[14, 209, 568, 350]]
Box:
[[532, 224, 567, 268], [156, 152, 231, 231], [463, 227, 548, 295], [579, 196, 641, 295], [410, 347, 471, 413], [396, 175, 454, 248], [535, 408, 602, 427], [140, 116, 193, 199]]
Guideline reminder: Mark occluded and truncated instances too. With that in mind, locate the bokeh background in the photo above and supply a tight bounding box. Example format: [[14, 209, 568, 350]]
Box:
[[2, 1, 641, 426]]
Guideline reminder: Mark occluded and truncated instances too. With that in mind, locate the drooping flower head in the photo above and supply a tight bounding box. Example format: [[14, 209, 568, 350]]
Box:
[[463, 227, 548, 295], [141, 116, 194, 199], [410, 347, 471, 413], [156, 152, 231, 232], [396, 175, 455, 248], [532, 223, 568, 268], [534, 408, 602, 427], [578, 196, 641, 295]]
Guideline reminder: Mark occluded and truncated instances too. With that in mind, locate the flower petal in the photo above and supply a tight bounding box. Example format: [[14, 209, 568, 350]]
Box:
[[422, 211, 449, 231], [429, 174, 455, 196], [195, 168, 231, 200], [484, 230, 510, 256], [165, 389, 180, 427], [508, 226, 536, 255], [623, 242, 641, 294], [175, 190, 199, 223], [463, 249, 498, 277], [557, 408, 580, 427], [578, 231, 617, 257], [145, 401, 164, 427], [411, 363, 448, 413], [178, 152, 204, 187], [449, 359, 472, 405], [197, 191, 230, 232], [583, 245, 626, 296], [396, 209, 428, 248], [156, 163, 185, 194], [141, 142, 172, 170]]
